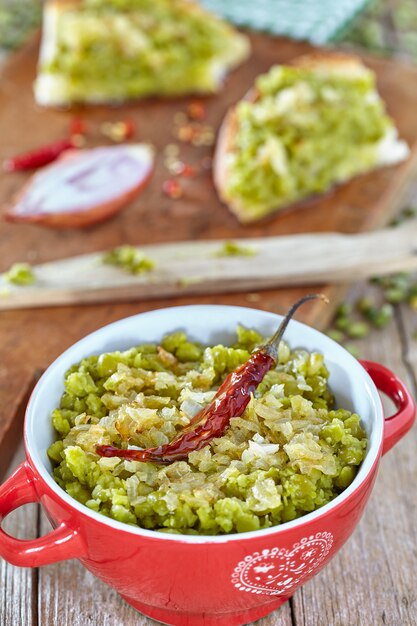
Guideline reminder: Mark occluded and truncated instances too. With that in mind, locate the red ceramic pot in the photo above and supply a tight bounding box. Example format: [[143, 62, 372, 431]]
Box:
[[0, 306, 414, 626]]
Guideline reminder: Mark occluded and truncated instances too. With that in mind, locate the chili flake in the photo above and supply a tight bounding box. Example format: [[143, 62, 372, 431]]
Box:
[[178, 163, 197, 177], [176, 125, 195, 142], [187, 101, 206, 121], [162, 179, 183, 199]]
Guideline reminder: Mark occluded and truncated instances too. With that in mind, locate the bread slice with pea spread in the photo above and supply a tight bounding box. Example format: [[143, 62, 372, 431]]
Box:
[[34, 0, 250, 106], [214, 53, 409, 223]]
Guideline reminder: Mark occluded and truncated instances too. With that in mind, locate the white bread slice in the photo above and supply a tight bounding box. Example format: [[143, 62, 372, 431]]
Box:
[[35, 0, 72, 106], [34, 0, 250, 106], [214, 53, 410, 224]]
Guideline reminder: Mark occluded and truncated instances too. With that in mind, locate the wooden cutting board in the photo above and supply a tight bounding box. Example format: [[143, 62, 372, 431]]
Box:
[[1, 31, 417, 476]]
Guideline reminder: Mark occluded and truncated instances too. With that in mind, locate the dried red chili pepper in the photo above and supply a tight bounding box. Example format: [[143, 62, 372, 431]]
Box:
[[121, 119, 136, 140], [97, 294, 327, 464], [69, 117, 87, 137], [162, 178, 183, 199], [3, 138, 77, 172]]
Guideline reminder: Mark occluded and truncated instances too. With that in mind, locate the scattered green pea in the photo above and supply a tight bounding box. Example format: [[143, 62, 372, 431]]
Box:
[[344, 343, 360, 359], [384, 287, 407, 304], [370, 276, 385, 286], [370, 303, 394, 328], [339, 0, 417, 64], [391, 273, 410, 289], [373, 273, 409, 292], [402, 206, 417, 218], [335, 316, 350, 331], [409, 283, 417, 297], [336, 303, 352, 317], [346, 322, 370, 339], [326, 329, 345, 343], [214, 241, 257, 258], [390, 206, 417, 226], [356, 297, 374, 315], [408, 295, 417, 311], [102, 246, 155, 275], [3, 262, 35, 286]]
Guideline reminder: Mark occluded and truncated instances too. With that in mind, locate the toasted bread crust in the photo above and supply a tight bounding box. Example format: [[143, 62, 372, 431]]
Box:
[[213, 87, 260, 222], [289, 51, 365, 74], [213, 108, 237, 210]]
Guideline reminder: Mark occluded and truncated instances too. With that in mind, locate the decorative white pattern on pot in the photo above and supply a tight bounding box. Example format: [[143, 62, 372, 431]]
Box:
[[231, 531, 333, 596]]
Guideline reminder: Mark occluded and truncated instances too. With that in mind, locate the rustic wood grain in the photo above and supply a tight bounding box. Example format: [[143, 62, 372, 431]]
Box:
[[0, 446, 38, 626], [37, 512, 295, 626], [38, 509, 156, 626], [0, 370, 42, 480], [291, 296, 417, 626]]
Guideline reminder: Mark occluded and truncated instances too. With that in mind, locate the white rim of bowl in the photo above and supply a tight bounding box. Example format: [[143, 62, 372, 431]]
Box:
[[25, 305, 384, 544]]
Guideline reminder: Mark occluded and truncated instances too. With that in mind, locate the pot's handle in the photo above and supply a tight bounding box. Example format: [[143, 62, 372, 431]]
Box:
[[0, 461, 86, 567], [360, 360, 416, 455]]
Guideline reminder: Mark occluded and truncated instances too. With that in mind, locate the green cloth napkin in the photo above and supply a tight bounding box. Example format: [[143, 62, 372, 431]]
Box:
[[200, 0, 369, 44]]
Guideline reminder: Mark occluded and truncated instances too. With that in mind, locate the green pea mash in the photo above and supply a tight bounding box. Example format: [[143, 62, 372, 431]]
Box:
[[3, 262, 35, 286], [102, 245, 155, 274], [48, 326, 367, 534], [36, 0, 249, 103], [223, 62, 402, 221]]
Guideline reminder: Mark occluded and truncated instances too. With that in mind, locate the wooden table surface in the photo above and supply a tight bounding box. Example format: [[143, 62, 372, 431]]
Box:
[[2, 12, 417, 626]]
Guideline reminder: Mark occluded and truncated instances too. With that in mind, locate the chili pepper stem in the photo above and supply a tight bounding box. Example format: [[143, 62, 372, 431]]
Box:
[[262, 294, 329, 361]]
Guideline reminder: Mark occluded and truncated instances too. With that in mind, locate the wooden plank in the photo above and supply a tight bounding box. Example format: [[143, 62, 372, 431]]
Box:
[[0, 445, 38, 626], [258, 603, 294, 626], [291, 295, 417, 626], [38, 514, 154, 626], [2, 223, 417, 311], [0, 370, 42, 481]]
